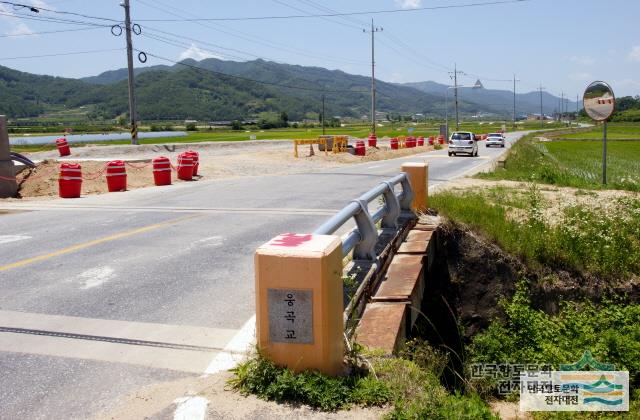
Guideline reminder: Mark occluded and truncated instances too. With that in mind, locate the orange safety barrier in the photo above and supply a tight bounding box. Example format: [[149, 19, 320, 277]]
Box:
[[293, 138, 328, 158]]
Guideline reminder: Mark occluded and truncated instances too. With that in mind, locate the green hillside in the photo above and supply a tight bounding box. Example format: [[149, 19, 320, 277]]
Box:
[[1, 58, 538, 122]]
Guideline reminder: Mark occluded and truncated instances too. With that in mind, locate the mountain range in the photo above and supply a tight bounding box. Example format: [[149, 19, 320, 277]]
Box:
[[0, 58, 575, 122]]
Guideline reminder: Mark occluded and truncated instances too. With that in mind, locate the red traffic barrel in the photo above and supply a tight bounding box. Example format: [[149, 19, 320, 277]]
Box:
[[56, 138, 71, 157], [390, 137, 399, 150], [367, 133, 377, 148], [438, 135, 445, 145], [428, 136, 435, 145], [185, 150, 200, 176], [355, 140, 366, 156], [152, 156, 172, 186], [58, 163, 82, 198], [406, 137, 416, 148], [105, 160, 127, 192], [177, 153, 194, 181], [417, 136, 425, 146]]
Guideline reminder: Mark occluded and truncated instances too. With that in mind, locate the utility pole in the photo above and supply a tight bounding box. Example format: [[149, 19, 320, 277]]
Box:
[[364, 20, 382, 136], [321, 93, 326, 135], [560, 92, 564, 123], [122, 0, 138, 145], [576, 93, 579, 123], [449, 64, 464, 130], [539, 85, 545, 129], [512, 74, 520, 129]]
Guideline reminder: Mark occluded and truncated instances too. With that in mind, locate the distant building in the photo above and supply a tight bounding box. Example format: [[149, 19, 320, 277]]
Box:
[[527, 114, 549, 121], [208, 121, 232, 126], [375, 111, 388, 122]]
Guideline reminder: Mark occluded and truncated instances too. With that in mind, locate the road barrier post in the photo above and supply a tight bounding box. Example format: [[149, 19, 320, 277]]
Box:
[[0, 116, 18, 198], [255, 233, 344, 376], [401, 162, 428, 212]]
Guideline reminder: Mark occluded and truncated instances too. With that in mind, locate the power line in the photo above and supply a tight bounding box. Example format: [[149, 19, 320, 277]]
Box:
[[381, 32, 452, 73], [0, 10, 113, 27], [135, 0, 532, 22], [0, 25, 103, 37], [141, 32, 251, 62], [136, 0, 368, 67], [137, 49, 370, 95], [271, 0, 362, 30], [0, 0, 121, 22], [0, 47, 123, 60], [295, 0, 369, 28]]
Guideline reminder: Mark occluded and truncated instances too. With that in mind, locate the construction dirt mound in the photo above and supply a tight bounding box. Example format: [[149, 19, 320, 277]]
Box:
[[15, 159, 192, 198], [14, 143, 437, 199]]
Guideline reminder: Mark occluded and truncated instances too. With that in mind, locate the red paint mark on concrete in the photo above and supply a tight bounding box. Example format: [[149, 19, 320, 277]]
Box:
[[270, 233, 313, 247]]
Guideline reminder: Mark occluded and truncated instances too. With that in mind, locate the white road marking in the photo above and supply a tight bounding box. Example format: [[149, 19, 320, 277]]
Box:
[[77, 266, 115, 289], [0, 310, 239, 373], [204, 314, 256, 375], [0, 235, 31, 245], [189, 236, 224, 249], [173, 396, 209, 420], [0, 310, 237, 347], [367, 165, 383, 169]]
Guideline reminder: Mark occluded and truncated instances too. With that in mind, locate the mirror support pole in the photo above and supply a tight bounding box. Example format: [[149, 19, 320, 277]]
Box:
[[602, 121, 608, 185]]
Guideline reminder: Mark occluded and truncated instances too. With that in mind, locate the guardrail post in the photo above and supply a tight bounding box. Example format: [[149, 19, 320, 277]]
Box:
[[255, 233, 344, 376], [401, 163, 428, 213], [0, 116, 18, 198], [381, 181, 400, 230], [351, 199, 378, 260], [398, 175, 414, 212]]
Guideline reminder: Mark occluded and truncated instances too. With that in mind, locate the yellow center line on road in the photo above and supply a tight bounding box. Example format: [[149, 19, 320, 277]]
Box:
[[0, 214, 201, 273]]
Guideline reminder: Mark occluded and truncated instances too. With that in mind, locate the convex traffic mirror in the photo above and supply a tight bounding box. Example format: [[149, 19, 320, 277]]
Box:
[[583, 81, 615, 121]]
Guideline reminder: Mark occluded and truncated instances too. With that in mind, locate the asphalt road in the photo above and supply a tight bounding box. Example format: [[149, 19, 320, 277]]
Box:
[[0, 132, 525, 419]]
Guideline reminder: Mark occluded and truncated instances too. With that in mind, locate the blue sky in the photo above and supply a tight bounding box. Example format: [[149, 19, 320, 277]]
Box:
[[1, 0, 639, 98]]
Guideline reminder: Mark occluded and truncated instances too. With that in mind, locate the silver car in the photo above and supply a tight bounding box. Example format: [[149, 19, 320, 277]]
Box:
[[486, 133, 506, 148], [448, 131, 478, 157]]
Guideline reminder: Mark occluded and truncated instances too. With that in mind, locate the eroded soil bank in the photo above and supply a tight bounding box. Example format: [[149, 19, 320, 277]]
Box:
[[420, 221, 639, 338], [414, 220, 639, 388]]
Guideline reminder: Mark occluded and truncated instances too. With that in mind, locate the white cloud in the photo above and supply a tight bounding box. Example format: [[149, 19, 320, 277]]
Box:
[[628, 46, 640, 62], [394, 0, 422, 9], [568, 55, 595, 66], [568, 73, 592, 81], [388, 72, 407, 83], [6, 22, 34, 36], [179, 44, 222, 61], [30, 0, 52, 8]]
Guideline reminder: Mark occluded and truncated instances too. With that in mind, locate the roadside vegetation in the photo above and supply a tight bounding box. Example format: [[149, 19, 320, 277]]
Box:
[[478, 126, 640, 192], [431, 184, 640, 279], [229, 343, 498, 418], [554, 122, 640, 140], [429, 123, 640, 418], [468, 283, 640, 419]]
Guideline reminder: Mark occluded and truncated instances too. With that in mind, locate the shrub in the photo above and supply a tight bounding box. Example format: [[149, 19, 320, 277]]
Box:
[[228, 353, 390, 411], [469, 283, 640, 391]]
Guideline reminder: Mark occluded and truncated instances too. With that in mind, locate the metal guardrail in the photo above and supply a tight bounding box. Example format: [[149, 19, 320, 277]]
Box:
[[313, 173, 415, 260]]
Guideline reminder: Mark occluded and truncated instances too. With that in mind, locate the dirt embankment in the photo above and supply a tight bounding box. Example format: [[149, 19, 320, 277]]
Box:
[[14, 142, 437, 199], [422, 221, 640, 341]]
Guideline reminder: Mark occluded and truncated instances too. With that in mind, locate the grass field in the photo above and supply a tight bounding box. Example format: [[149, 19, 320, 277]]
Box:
[[552, 122, 640, 140], [479, 130, 640, 192], [10, 121, 565, 153]]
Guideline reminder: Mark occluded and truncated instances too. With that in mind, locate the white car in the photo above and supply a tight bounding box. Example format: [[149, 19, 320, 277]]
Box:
[[448, 131, 478, 157], [485, 133, 506, 148]]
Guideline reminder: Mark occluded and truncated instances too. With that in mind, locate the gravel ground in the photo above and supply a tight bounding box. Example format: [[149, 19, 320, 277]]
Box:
[[16, 140, 437, 199]]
